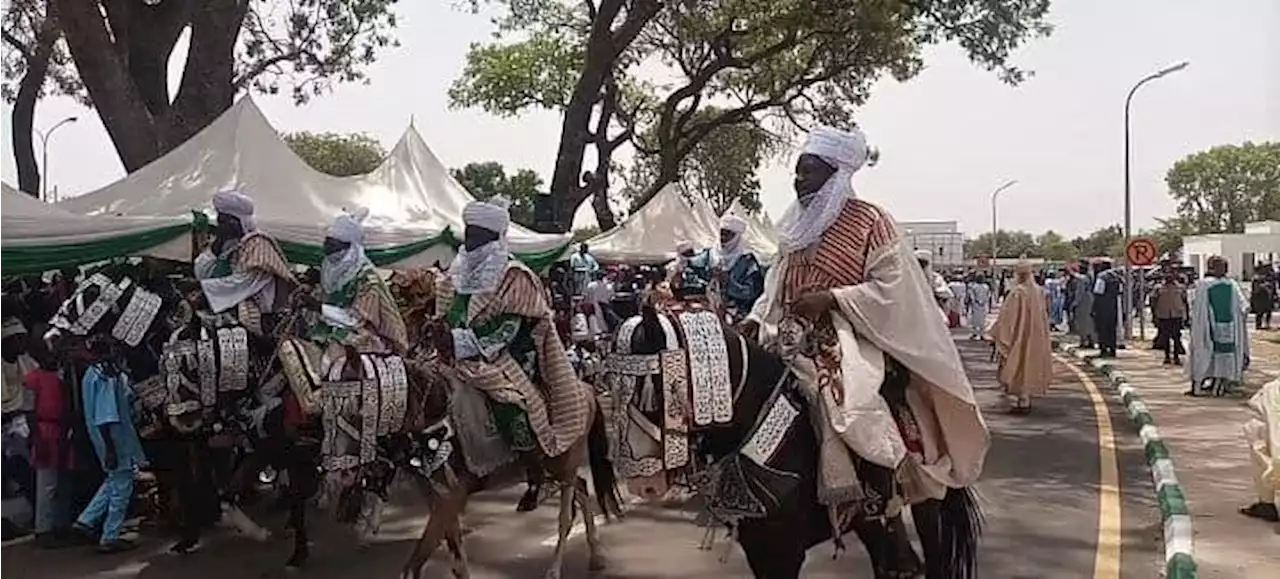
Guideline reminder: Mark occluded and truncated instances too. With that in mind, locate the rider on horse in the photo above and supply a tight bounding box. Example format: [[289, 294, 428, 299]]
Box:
[[195, 190, 297, 335], [741, 125, 989, 569], [438, 196, 593, 508], [716, 214, 765, 324]]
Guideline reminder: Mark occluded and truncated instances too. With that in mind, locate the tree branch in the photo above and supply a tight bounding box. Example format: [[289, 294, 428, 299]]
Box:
[[2, 30, 34, 62]]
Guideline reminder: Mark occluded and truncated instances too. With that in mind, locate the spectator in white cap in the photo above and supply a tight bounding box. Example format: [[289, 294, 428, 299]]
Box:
[[194, 189, 296, 331], [718, 213, 765, 322], [440, 196, 594, 510], [306, 207, 407, 355], [915, 248, 954, 317]]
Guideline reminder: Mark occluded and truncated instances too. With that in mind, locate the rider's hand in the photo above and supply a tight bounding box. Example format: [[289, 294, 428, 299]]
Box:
[[792, 290, 835, 320], [738, 319, 760, 342]]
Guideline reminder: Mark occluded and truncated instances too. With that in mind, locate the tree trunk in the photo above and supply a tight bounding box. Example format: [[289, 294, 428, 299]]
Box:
[[164, 0, 245, 149], [55, 0, 161, 172], [11, 19, 59, 197]]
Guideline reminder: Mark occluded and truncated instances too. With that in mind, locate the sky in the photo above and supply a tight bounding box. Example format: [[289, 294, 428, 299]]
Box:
[[2, 0, 1278, 239]]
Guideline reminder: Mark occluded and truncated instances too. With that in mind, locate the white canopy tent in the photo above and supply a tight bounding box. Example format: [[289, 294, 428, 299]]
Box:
[[57, 97, 570, 269], [2, 183, 190, 275], [723, 197, 778, 261], [586, 184, 721, 264]]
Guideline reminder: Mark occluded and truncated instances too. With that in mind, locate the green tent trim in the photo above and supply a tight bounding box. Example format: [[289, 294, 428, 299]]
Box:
[[3, 213, 569, 277]]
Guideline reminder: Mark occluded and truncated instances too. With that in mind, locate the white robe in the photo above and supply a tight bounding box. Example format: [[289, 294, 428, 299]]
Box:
[[749, 234, 989, 495], [965, 282, 991, 336], [1244, 379, 1280, 506], [1188, 277, 1250, 385], [194, 246, 278, 314], [584, 279, 615, 336]]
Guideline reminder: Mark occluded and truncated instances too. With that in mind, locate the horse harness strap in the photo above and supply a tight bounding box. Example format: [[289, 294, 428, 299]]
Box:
[[161, 326, 250, 425], [112, 287, 162, 347], [319, 353, 409, 472]]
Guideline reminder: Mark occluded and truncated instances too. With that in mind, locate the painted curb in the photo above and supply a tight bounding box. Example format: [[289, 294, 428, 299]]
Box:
[[1051, 338, 1198, 579]]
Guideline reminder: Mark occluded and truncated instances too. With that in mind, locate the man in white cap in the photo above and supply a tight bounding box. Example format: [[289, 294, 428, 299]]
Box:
[[742, 125, 989, 574], [438, 196, 591, 509], [914, 248, 954, 321], [306, 207, 407, 355], [195, 190, 296, 332], [717, 213, 765, 323]]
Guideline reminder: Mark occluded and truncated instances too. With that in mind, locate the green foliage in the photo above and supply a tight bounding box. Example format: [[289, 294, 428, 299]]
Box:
[[1, 0, 84, 105], [452, 0, 1053, 212], [238, 0, 402, 104], [284, 132, 387, 177], [572, 227, 600, 243], [1035, 230, 1078, 261], [1141, 216, 1195, 258], [966, 230, 1039, 259], [1070, 225, 1125, 258], [1165, 141, 1280, 234], [451, 161, 545, 228]]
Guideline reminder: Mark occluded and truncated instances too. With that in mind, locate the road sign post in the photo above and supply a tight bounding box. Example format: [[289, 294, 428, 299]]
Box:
[[1126, 237, 1159, 340]]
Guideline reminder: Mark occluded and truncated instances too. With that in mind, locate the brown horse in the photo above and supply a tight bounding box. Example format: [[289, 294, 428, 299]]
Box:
[[395, 319, 622, 579]]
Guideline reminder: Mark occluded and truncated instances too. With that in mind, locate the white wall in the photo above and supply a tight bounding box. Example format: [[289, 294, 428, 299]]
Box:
[[901, 221, 965, 267], [1183, 232, 1280, 279]]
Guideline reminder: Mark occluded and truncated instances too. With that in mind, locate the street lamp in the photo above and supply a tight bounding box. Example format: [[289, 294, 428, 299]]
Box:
[[1123, 61, 1188, 339], [37, 116, 78, 202], [989, 179, 1018, 273]]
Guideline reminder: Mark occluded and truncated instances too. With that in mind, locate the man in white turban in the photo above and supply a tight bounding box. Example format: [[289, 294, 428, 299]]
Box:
[[743, 125, 988, 575], [194, 190, 296, 333], [717, 213, 765, 323], [915, 248, 954, 320], [306, 207, 407, 355], [438, 197, 592, 507]]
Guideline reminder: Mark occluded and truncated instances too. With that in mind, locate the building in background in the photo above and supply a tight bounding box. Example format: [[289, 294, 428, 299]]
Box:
[[1182, 221, 1280, 280], [900, 220, 965, 268]]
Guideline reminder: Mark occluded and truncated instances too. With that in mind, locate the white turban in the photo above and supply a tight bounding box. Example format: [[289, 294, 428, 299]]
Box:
[[321, 207, 373, 295], [327, 206, 370, 245], [914, 249, 932, 263], [1, 317, 27, 339], [212, 189, 257, 232], [463, 196, 512, 234], [452, 196, 513, 295], [778, 125, 872, 253], [803, 126, 871, 173], [720, 214, 747, 235]]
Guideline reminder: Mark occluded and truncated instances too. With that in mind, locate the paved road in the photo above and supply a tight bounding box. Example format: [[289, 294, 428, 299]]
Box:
[[3, 333, 1160, 578]]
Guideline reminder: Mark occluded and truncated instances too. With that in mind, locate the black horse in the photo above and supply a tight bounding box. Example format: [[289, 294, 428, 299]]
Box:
[[623, 306, 981, 579]]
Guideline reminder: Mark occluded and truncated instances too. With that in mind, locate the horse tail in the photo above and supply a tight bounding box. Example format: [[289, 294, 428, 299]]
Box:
[[934, 486, 984, 579], [587, 401, 624, 519]]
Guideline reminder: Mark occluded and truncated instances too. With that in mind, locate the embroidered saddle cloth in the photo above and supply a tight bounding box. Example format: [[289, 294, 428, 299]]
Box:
[[317, 351, 409, 472], [604, 310, 735, 480], [160, 324, 253, 432]]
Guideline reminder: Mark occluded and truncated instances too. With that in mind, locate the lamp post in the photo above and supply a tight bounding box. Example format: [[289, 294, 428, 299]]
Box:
[[37, 116, 78, 202], [1123, 61, 1188, 339], [989, 179, 1018, 274]]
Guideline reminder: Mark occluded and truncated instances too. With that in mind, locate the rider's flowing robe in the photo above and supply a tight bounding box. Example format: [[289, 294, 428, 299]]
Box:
[[310, 267, 409, 356], [1243, 378, 1280, 508], [194, 232, 296, 333], [748, 199, 989, 507], [439, 260, 591, 458]]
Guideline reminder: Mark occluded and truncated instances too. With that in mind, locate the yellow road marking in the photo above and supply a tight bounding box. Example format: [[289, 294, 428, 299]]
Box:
[[1056, 354, 1122, 579]]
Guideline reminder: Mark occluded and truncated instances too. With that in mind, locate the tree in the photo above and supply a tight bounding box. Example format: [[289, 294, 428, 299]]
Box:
[[284, 132, 386, 177], [1166, 141, 1280, 234], [451, 162, 545, 229], [452, 0, 1052, 231], [1071, 225, 1124, 258], [966, 230, 1038, 259], [1141, 216, 1194, 259], [1035, 230, 1078, 262], [2, 0, 80, 196], [24, 0, 399, 175]]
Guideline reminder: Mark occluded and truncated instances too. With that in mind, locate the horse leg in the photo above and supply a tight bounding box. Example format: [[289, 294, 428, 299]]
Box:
[[543, 479, 577, 579], [517, 455, 545, 512], [401, 488, 469, 579], [285, 446, 320, 569], [444, 524, 470, 579], [738, 518, 806, 579], [574, 478, 606, 571], [849, 516, 922, 579]]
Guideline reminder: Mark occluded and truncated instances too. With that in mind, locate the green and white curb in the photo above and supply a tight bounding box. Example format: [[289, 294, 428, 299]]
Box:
[[1052, 339, 1198, 579]]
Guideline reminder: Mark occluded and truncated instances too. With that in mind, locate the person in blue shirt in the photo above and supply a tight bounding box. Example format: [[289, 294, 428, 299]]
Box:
[[71, 336, 147, 553], [671, 240, 715, 301], [568, 243, 600, 298], [716, 214, 765, 323]]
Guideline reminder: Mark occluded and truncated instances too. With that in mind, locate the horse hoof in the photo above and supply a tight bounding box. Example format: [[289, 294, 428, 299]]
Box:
[[588, 555, 608, 572], [543, 567, 562, 579]]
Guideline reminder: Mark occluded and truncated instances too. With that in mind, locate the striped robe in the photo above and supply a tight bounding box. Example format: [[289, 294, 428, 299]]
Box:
[[438, 261, 591, 457]]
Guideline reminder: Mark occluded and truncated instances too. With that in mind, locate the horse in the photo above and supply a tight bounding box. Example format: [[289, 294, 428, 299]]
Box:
[[612, 305, 982, 579], [394, 269, 623, 579]]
